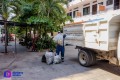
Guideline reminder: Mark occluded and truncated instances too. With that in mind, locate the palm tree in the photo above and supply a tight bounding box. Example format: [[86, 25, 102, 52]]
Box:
[[10, 0, 71, 33], [31, 0, 69, 36], [1, 0, 11, 53], [10, 0, 72, 50]]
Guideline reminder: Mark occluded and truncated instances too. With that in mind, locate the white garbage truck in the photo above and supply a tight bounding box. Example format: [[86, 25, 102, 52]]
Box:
[[64, 12, 120, 67]]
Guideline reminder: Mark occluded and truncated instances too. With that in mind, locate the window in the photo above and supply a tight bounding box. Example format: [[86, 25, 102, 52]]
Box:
[[73, 11, 76, 18], [92, 4, 97, 15], [106, 0, 113, 6], [114, 0, 120, 10], [83, 6, 90, 15], [72, 7, 79, 18]]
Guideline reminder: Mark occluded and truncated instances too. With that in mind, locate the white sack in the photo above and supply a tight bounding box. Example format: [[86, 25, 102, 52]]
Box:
[[45, 51, 54, 65], [54, 55, 61, 64]]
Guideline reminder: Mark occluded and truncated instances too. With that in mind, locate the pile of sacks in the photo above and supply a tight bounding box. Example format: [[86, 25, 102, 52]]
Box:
[[41, 51, 61, 65]]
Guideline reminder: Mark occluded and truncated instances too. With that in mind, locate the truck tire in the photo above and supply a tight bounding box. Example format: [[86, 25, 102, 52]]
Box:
[[88, 50, 96, 66], [78, 50, 92, 67]]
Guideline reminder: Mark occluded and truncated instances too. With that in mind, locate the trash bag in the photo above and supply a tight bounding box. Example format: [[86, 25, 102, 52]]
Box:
[[45, 51, 54, 65], [54, 55, 61, 64], [41, 54, 46, 63]]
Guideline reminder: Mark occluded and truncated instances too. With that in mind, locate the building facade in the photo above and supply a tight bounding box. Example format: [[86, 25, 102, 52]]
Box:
[[65, 0, 120, 26]]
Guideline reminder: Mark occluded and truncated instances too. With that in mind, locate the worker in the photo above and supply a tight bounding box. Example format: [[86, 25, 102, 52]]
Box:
[[53, 30, 66, 62]]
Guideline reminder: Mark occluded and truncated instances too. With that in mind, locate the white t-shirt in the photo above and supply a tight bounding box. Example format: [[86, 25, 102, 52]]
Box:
[[53, 33, 63, 45]]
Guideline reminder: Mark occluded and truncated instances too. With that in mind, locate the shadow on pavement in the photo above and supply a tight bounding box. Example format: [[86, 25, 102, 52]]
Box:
[[70, 58, 120, 76]]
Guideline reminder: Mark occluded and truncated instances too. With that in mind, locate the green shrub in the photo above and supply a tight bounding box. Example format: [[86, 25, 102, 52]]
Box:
[[36, 36, 56, 51]]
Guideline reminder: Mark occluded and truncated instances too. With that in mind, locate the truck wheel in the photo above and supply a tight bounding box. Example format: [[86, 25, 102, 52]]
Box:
[[78, 50, 92, 67], [88, 50, 96, 65]]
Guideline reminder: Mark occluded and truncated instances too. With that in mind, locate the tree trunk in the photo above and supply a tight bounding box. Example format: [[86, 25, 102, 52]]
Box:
[[44, 26, 47, 39], [29, 27, 31, 38], [25, 27, 28, 45], [33, 27, 35, 38], [51, 31, 53, 36], [40, 25, 42, 38], [26, 27, 27, 37], [4, 20, 7, 54], [6, 28, 8, 46]]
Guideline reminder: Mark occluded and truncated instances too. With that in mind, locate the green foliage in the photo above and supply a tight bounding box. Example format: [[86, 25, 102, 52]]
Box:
[[1, 0, 10, 20], [10, 0, 72, 31], [36, 36, 56, 50], [9, 0, 72, 50]]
